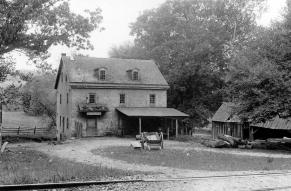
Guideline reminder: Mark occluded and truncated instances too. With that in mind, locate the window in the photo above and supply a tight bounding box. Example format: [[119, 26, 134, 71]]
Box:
[[150, 94, 156, 105], [120, 94, 125, 104], [89, 93, 96, 103], [65, 75, 67, 82], [59, 116, 61, 127], [60, 94, 62, 104], [67, 118, 69, 129], [67, 93, 69, 104], [132, 71, 139, 80], [99, 69, 106, 80], [62, 117, 65, 133]]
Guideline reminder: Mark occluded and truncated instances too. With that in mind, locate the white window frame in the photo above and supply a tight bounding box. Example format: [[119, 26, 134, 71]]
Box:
[[120, 93, 125, 104], [149, 94, 156, 105], [99, 69, 106, 80], [88, 93, 96, 104], [132, 70, 139, 81]]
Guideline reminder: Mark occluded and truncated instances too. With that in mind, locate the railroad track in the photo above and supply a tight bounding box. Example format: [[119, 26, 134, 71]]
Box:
[[1, 171, 291, 190]]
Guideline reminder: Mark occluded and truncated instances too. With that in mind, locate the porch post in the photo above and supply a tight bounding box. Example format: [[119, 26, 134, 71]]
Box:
[[139, 117, 142, 135], [175, 119, 178, 138]]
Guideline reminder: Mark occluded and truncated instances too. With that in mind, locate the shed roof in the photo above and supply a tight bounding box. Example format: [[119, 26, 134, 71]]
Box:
[[212, 102, 291, 130], [252, 116, 291, 130], [55, 56, 169, 89], [116, 107, 189, 117], [212, 102, 240, 123]]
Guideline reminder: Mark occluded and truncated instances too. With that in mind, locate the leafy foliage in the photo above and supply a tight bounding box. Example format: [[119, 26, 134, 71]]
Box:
[[224, 1, 291, 122], [111, 0, 263, 126], [0, 0, 103, 55], [21, 73, 56, 127], [0, 0, 103, 84], [109, 41, 148, 59]]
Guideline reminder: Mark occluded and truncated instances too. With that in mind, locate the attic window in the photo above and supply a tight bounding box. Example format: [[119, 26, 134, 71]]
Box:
[[99, 69, 106, 80], [132, 71, 139, 81]]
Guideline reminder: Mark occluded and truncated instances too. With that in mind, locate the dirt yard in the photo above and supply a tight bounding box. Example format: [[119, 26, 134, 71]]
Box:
[[10, 137, 291, 190]]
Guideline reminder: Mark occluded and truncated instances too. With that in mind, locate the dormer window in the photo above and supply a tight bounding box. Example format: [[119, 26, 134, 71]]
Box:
[[100, 69, 106, 80], [127, 68, 140, 81], [132, 71, 139, 81]]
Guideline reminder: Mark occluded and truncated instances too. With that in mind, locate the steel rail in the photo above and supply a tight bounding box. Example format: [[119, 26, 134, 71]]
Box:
[[252, 186, 291, 191], [1, 171, 291, 190]]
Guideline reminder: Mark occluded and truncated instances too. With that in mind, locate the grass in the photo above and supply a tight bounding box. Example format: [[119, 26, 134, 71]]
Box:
[[174, 135, 211, 143], [0, 147, 135, 185], [93, 146, 291, 171], [2, 111, 44, 128]]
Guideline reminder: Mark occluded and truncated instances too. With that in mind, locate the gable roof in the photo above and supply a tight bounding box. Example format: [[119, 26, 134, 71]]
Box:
[[212, 102, 240, 123], [54, 56, 169, 89], [212, 102, 291, 130]]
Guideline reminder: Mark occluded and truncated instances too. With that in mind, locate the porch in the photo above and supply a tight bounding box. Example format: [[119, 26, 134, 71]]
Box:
[[116, 107, 189, 138]]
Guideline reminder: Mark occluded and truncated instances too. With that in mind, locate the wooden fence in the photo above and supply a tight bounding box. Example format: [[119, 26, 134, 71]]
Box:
[[1, 126, 56, 138]]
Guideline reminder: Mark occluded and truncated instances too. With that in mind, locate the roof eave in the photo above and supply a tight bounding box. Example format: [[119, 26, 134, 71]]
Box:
[[54, 58, 64, 89], [69, 82, 169, 90]]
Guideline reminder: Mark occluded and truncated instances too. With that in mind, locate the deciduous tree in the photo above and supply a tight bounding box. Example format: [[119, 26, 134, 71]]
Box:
[[112, 0, 263, 125], [0, 0, 103, 81]]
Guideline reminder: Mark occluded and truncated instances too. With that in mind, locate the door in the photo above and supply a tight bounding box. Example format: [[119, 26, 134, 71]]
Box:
[[86, 118, 98, 136]]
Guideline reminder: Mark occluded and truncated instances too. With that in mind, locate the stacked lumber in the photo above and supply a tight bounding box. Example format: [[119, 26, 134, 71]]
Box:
[[202, 134, 291, 151], [201, 139, 230, 148], [249, 138, 291, 151], [202, 134, 249, 149]]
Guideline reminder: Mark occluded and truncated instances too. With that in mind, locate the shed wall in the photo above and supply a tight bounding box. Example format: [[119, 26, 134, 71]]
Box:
[[212, 121, 244, 139]]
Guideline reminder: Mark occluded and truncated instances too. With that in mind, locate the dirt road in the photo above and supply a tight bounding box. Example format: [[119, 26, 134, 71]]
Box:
[[12, 137, 291, 190]]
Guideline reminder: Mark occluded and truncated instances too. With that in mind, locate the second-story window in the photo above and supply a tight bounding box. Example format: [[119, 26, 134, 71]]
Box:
[[120, 94, 125, 104], [89, 93, 96, 103], [60, 94, 62, 104], [150, 94, 156, 105], [132, 71, 139, 81], [67, 93, 69, 104], [99, 69, 106, 80]]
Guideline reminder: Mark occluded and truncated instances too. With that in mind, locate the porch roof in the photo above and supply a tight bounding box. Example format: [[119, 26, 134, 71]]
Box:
[[116, 107, 189, 117], [78, 103, 109, 113]]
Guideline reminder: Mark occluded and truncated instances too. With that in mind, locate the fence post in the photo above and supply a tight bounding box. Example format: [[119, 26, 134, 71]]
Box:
[[18, 126, 20, 135], [34, 126, 37, 135]]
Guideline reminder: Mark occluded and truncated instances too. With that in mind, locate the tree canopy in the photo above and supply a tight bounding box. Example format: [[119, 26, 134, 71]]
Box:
[[225, 0, 291, 122], [0, 0, 103, 55], [110, 0, 264, 126], [0, 0, 103, 84]]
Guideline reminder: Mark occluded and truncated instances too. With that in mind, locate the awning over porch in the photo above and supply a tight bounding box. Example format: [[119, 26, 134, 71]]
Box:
[[78, 103, 109, 116], [116, 107, 189, 117]]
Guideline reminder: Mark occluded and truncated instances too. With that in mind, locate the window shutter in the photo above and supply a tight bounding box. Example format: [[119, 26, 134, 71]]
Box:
[[127, 70, 132, 80], [94, 68, 99, 79]]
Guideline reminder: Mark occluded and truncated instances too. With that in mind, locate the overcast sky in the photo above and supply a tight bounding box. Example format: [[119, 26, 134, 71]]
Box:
[[13, 0, 286, 70]]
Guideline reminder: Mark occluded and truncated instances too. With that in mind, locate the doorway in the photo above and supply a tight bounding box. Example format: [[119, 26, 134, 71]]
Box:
[[86, 117, 98, 136]]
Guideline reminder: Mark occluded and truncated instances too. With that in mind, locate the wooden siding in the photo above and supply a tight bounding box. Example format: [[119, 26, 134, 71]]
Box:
[[212, 121, 244, 139]]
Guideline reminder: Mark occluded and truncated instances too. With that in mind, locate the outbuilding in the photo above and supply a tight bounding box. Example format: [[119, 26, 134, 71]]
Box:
[[212, 102, 291, 140]]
